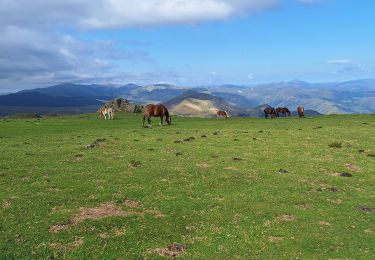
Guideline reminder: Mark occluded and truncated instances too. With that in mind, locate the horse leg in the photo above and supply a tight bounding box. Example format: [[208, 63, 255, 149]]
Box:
[[160, 116, 163, 126], [264, 112, 267, 119], [147, 117, 152, 126]]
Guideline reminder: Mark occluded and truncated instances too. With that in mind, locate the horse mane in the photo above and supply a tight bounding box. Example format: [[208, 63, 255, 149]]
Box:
[[158, 104, 170, 116]]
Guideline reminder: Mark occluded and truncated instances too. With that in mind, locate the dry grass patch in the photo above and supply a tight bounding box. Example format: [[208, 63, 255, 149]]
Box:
[[2, 200, 11, 209], [196, 163, 210, 169], [123, 199, 143, 209], [224, 166, 239, 171], [49, 237, 84, 252], [274, 214, 296, 222], [268, 236, 284, 242]]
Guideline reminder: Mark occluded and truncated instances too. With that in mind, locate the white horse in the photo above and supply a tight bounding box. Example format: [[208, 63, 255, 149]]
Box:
[[100, 107, 114, 119]]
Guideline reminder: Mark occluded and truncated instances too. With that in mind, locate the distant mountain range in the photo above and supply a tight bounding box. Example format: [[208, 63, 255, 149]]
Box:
[[0, 79, 374, 116]]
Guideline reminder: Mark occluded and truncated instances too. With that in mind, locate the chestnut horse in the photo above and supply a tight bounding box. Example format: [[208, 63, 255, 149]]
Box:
[[264, 107, 276, 119], [276, 107, 291, 117], [217, 110, 229, 119], [143, 104, 171, 126], [297, 106, 305, 118]]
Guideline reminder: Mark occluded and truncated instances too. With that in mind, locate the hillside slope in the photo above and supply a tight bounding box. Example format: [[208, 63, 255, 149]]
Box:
[[165, 90, 247, 117]]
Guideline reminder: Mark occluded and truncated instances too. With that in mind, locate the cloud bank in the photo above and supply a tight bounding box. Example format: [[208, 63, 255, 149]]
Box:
[[0, 0, 323, 91]]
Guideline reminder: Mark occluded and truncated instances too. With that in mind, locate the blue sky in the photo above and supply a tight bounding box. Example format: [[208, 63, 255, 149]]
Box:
[[0, 0, 374, 91]]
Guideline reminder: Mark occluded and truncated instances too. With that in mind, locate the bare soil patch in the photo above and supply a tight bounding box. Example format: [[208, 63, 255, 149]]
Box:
[[2, 200, 11, 209], [71, 202, 142, 224], [74, 154, 84, 162], [49, 202, 164, 232], [148, 243, 187, 258], [345, 163, 361, 172], [358, 206, 375, 213]]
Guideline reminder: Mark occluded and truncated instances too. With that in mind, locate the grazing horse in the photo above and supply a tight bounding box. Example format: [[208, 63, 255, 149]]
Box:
[[217, 110, 229, 119], [143, 104, 171, 127], [276, 107, 291, 117], [297, 106, 305, 118], [264, 107, 276, 119], [100, 107, 114, 119]]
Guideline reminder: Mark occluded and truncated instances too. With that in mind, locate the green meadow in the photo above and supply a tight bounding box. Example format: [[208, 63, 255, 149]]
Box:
[[1, 113, 374, 259]]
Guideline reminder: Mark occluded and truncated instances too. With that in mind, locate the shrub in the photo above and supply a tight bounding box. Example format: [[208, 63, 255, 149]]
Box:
[[329, 141, 342, 148]]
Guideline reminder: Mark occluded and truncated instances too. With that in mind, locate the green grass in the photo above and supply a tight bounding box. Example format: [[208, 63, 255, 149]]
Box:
[[1, 113, 375, 259]]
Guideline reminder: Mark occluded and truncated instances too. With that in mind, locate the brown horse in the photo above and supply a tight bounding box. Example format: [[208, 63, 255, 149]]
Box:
[[217, 110, 229, 119], [143, 104, 171, 126], [264, 107, 276, 119], [276, 107, 291, 117], [297, 106, 305, 118]]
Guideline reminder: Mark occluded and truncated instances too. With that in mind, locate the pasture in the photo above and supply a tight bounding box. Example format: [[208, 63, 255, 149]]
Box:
[[1, 113, 374, 259]]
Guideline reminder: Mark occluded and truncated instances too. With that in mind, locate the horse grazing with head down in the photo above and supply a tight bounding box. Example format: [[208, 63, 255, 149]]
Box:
[[297, 106, 305, 118], [276, 107, 291, 117], [264, 107, 276, 119], [143, 104, 172, 127], [217, 110, 229, 119]]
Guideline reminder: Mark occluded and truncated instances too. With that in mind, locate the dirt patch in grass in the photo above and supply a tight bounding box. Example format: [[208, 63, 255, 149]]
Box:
[[49, 202, 164, 232], [2, 200, 11, 209], [319, 221, 331, 226], [367, 154, 375, 158], [277, 169, 289, 174], [86, 138, 106, 149], [274, 214, 296, 222], [365, 228, 375, 235], [232, 157, 242, 161], [268, 236, 284, 242], [358, 206, 375, 213], [345, 163, 361, 172], [148, 243, 187, 258], [184, 137, 195, 142], [74, 154, 84, 162], [196, 163, 210, 169], [71, 202, 142, 224]]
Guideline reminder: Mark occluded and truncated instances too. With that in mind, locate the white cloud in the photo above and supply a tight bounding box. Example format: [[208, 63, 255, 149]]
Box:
[[0, 0, 280, 29], [326, 59, 369, 74], [0, 0, 326, 91]]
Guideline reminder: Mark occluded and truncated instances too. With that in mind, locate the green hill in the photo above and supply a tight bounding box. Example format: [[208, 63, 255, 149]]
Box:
[[1, 114, 374, 258]]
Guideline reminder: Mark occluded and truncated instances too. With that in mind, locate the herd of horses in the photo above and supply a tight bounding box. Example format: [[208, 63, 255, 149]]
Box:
[[99, 104, 305, 126], [264, 106, 305, 119]]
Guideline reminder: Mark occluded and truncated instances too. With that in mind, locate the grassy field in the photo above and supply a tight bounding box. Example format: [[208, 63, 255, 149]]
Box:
[[1, 113, 375, 259]]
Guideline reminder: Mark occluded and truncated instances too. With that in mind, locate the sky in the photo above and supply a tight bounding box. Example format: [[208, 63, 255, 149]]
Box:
[[0, 0, 374, 92]]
